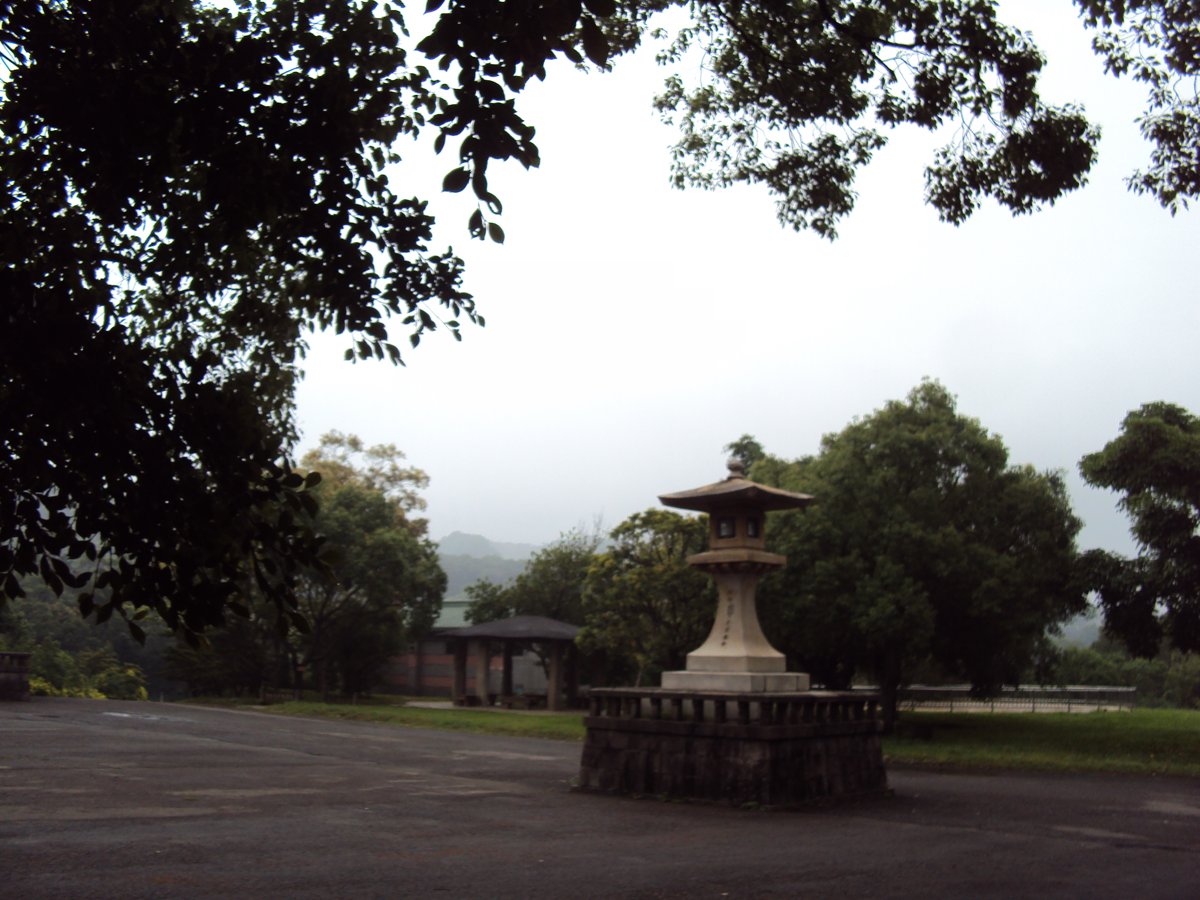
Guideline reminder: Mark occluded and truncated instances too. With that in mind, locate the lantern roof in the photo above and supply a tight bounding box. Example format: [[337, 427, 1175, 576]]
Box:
[[658, 460, 814, 513]]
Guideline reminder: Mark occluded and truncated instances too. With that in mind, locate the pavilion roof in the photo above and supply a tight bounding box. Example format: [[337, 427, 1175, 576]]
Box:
[[441, 615, 579, 642]]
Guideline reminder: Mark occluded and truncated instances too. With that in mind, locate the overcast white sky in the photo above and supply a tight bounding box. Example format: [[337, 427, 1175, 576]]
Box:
[[295, 1, 1198, 556]]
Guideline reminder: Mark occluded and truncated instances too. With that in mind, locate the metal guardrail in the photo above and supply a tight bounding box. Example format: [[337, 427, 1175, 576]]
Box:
[[852, 684, 1136, 712]]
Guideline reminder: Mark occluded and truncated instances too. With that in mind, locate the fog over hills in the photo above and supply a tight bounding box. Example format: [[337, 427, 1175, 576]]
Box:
[[436, 531, 538, 562], [433, 532, 537, 628]]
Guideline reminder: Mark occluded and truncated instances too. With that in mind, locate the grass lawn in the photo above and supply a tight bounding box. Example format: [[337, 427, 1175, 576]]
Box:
[[211, 697, 588, 742], [884, 708, 1200, 777], [186, 698, 1200, 777]]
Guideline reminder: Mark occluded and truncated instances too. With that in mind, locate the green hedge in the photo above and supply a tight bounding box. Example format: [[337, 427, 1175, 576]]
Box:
[[1054, 646, 1200, 708]]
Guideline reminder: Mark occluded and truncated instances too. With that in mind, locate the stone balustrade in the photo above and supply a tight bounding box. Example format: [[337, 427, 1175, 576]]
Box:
[[579, 687, 888, 806], [587, 686, 881, 734]]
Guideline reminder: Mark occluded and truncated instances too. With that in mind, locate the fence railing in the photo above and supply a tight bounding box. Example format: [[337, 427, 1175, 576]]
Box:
[[852, 684, 1136, 712]]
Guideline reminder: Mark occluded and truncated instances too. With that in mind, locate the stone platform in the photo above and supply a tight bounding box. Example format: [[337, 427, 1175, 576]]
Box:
[[0, 651, 30, 701], [660, 670, 811, 692], [578, 688, 888, 807]]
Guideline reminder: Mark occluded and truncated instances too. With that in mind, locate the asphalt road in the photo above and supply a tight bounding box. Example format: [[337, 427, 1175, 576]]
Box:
[[2, 697, 1197, 898]]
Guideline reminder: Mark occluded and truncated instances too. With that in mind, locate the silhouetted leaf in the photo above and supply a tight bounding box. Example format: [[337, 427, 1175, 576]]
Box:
[[580, 18, 609, 67], [442, 167, 470, 192]]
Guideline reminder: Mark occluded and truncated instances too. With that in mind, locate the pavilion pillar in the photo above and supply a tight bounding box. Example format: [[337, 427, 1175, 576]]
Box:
[[473, 639, 491, 706], [501, 642, 514, 697], [452, 640, 467, 705], [564, 644, 578, 708], [547, 641, 563, 711], [413, 640, 424, 697]]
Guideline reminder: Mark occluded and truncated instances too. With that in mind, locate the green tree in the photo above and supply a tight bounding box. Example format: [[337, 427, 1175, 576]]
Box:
[[295, 483, 444, 693], [1052, 642, 1200, 709], [1, 578, 176, 697], [1162, 651, 1200, 709], [579, 509, 714, 686], [757, 381, 1085, 728], [5, 1, 1193, 636], [290, 436, 445, 694], [724, 435, 766, 471], [1079, 402, 1200, 656], [463, 579, 518, 625], [465, 528, 602, 626], [167, 434, 445, 696], [300, 432, 433, 532], [461, 527, 599, 685], [164, 613, 278, 697], [26, 640, 148, 700]]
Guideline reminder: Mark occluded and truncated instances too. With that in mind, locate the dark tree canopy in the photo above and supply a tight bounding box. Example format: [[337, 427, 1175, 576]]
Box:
[[1080, 402, 1200, 656], [422, 0, 1197, 237], [0, 0, 478, 638], [3, 0, 1192, 637], [755, 382, 1085, 726], [649, 0, 1101, 237]]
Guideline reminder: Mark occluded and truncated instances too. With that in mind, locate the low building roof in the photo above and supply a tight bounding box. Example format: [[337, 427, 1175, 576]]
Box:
[[441, 615, 580, 642]]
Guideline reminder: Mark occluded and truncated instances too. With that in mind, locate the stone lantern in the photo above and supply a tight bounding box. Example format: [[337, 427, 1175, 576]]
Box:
[[577, 458, 888, 807], [658, 459, 813, 692]]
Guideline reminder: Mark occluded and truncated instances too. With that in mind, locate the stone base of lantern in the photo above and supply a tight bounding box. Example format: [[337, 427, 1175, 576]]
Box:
[[577, 688, 888, 807], [660, 670, 811, 692]]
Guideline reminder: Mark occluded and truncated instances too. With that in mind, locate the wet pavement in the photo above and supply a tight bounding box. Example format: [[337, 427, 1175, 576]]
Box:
[[2, 697, 1197, 898]]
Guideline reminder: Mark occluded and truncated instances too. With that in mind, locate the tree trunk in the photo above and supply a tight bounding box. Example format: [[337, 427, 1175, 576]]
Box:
[[317, 659, 329, 698], [879, 650, 902, 735]]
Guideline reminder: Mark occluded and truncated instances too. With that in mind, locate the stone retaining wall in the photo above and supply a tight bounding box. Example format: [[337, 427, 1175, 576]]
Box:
[[0, 651, 31, 701], [578, 688, 888, 807]]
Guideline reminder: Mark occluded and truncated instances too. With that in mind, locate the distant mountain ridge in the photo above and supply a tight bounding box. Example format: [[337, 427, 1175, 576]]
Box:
[[434, 532, 538, 628], [438, 553, 527, 600], [436, 531, 538, 561]]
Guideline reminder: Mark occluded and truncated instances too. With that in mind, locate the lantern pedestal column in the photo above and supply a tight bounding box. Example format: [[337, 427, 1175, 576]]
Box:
[[661, 563, 810, 692]]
